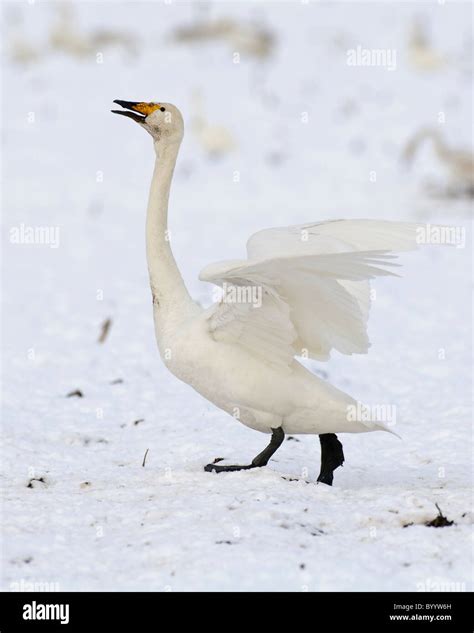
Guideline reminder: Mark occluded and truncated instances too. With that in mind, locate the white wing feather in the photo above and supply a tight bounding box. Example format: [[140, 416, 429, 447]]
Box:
[[246, 219, 422, 259], [199, 220, 421, 364], [205, 287, 297, 369]]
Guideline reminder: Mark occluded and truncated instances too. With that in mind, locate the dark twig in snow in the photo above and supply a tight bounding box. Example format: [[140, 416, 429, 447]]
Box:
[[426, 503, 454, 528], [66, 389, 83, 398], [98, 318, 112, 343]]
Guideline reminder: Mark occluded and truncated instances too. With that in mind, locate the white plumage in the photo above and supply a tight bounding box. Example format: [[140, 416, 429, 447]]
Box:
[[201, 220, 419, 363], [193, 220, 418, 435], [112, 101, 425, 479]]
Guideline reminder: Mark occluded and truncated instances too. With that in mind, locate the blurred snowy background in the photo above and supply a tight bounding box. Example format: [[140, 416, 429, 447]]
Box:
[[1, 0, 472, 591]]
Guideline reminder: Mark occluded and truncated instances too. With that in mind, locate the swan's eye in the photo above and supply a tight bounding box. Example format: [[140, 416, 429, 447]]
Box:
[[160, 107, 166, 112]]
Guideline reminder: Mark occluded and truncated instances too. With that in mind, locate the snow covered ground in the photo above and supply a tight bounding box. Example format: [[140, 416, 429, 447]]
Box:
[[1, 1, 472, 592]]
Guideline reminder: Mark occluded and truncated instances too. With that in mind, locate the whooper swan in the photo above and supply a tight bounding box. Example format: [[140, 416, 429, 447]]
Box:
[[112, 100, 426, 485]]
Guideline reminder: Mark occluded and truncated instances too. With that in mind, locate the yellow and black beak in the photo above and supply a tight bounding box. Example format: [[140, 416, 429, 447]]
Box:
[[112, 100, 162, 123], [112, 100, 147, 123]]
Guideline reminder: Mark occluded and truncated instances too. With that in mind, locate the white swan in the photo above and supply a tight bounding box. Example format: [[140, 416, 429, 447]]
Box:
[[112, 100, 423, 485]]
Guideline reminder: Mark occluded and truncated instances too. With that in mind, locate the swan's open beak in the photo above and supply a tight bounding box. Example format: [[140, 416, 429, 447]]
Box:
[[111, 100, 148, 123], [112, 100, 163, 123]]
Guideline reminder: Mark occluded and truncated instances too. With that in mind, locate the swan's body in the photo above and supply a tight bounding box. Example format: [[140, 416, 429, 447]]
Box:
[[162, 313, 360, 436], [113, 100, 424, 482]]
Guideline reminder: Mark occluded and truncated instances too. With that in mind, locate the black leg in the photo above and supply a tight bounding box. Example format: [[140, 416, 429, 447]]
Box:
[[317, 433, 344, 486], [204, 427, 285, 473]]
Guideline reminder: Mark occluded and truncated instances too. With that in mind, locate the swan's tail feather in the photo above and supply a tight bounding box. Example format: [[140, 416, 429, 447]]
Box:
[[376, 422, 402, 439]]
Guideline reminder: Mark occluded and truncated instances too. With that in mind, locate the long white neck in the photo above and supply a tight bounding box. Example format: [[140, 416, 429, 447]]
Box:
[[146, 139, 192, 320]]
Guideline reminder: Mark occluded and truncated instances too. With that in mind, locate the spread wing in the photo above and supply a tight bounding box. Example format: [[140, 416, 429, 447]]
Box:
[[199, 220, 421, 365]]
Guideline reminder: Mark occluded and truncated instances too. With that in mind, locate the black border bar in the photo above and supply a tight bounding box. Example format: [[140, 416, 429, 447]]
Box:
[[0, 591, 472, 633]]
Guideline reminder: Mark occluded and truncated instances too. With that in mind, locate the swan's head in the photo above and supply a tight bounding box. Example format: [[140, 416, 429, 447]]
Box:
[[112, 100, 184, 145]]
